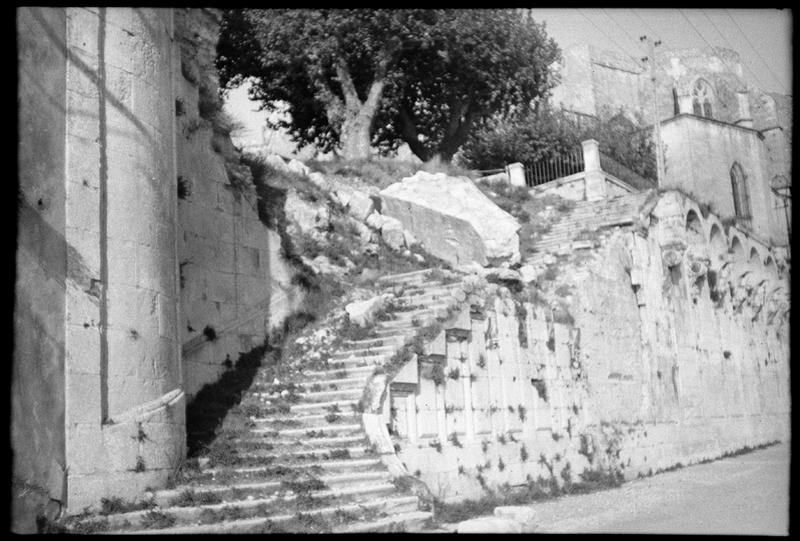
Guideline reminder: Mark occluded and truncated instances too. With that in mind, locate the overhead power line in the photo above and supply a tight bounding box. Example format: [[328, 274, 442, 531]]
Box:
[[600, 8, 648, 56], [723, 9, 787, 93], [677, 9, 763, 90], [629, 9, 661, 42], [576, 8, 646, 71], [698, 9, 770, 90]]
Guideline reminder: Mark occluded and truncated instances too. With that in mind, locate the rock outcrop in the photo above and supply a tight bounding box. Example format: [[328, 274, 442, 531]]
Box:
[[380, 171, 521, 267]]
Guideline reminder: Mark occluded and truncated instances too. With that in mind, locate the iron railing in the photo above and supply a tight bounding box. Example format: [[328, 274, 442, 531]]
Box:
[[523, 148, 584, 187]]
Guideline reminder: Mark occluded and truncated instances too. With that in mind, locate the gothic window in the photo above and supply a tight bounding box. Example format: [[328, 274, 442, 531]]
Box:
[[692, 78, 715, 119], [730, 162, 752, 229]]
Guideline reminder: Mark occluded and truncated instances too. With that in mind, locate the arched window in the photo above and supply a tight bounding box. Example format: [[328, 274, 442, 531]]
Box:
[[692, 79, 715, 119], [730, 163, 752, 230]]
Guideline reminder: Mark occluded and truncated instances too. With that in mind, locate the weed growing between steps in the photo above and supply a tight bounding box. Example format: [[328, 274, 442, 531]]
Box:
[[169, 489, 223, 508]]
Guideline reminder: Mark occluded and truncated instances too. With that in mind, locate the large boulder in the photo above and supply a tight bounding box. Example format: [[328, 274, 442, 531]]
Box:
[[380, 171, 520, 266]]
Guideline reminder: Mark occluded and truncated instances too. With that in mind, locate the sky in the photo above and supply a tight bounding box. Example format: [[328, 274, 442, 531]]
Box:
[[528, 8, 792, 95]]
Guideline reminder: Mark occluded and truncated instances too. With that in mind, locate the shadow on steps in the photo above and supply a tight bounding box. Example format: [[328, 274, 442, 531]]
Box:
[[185, 342, 272, 457]]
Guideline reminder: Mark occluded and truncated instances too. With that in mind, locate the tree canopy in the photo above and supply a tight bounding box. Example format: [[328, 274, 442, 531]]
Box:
[[217, 9, 560, 162]]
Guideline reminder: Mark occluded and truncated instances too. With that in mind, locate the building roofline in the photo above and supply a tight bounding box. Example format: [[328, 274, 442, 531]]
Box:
[[660, 113, 766, 140]]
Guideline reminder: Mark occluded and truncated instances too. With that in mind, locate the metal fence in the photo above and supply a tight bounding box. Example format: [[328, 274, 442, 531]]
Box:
[[523, 148, 584, 187]]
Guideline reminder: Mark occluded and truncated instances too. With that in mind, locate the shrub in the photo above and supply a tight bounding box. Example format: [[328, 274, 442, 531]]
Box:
[[461, 105, 656, 181], [202, 325, 218, 342]]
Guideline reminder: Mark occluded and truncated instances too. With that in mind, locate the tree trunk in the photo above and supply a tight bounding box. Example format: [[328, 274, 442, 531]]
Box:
[[331, 58, 391, 161], [434, 103, 477, 164], [396, 104, 434, 162], [339, 113, 374, 161]]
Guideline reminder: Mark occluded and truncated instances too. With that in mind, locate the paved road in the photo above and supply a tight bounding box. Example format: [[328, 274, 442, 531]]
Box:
[[529, 442, 790, 535]]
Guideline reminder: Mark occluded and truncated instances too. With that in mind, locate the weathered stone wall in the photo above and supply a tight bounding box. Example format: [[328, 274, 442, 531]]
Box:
[[174, 9, 302, 399], [660, 115, 780, 244], [60, 7, 186, 513], [551, 44, 597, 118], [380, 191, 789, 503], [16, 6, 188, 524], [553, 44, 755, 127], [14, 7, 69, 532]]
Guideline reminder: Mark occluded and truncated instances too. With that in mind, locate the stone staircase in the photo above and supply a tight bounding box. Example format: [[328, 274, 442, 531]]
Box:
[[526, 191, 653, 268], [65, 268, 463, 534]]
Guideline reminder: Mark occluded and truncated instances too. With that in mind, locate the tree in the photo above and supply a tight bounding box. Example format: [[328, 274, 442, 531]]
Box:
[[217, 9, 434, 161], [374, 10, 560, 162], [217, 9, 559, 162]]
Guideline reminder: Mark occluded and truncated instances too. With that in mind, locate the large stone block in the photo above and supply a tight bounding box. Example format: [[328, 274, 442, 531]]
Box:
[[457, 517, 524, 533], [380, 171, 520, 266]]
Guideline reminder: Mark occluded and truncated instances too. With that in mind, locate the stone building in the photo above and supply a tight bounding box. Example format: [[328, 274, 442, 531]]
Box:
[[14, 7, 303, 531], [551, 43, 792, 248]]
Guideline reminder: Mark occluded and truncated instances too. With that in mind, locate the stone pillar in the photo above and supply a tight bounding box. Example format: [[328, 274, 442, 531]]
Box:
[[678, 94, 694, 115], [506, 162, 526, 187], [62, 7, 185, 512], [581, 139, 606, 201], [735, 91, 753, 128]]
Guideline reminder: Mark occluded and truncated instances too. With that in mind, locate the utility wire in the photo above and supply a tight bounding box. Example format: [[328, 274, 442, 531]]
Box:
[[723, 9, 787, 93], [698, 9, 769, 89], [577, 8, 646, 71], [601, 8, 648, 57], [629, 9, 661, 42], [677, 9, 762, 89]]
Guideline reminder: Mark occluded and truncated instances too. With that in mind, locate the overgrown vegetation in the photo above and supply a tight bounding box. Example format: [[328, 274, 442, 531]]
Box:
[[99, 496, 156, 515], [461, 105, 656, 182]]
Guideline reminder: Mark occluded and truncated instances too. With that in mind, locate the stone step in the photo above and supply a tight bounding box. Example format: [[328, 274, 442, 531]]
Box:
[[150, 470, 391, 508], [377, 311, 440, 325], [235, 444, 373, 462], [231, 433, 369, 452], [307, 355, 387, 369], [250, 387, 363, 404], [95, 482, 402, 532], [550, 215, 635, 230], [258, 422, 363, 438], [252, 411, 362, 428], [202, 457, 385, 480], [300, 365, 375, 381], [374, 324, 419, 335], [332, 344, 397, 359], [290, 398, 361, 414], [333, 510, 433, 533], [125, 494, 421, 534], [387, 303, 451, 318], [394, 291, 458, 306], [377, 268, 440, 284], [340, 335, 406, 350], [296, 375, 369, 390], [396, 283, 462, 296]]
